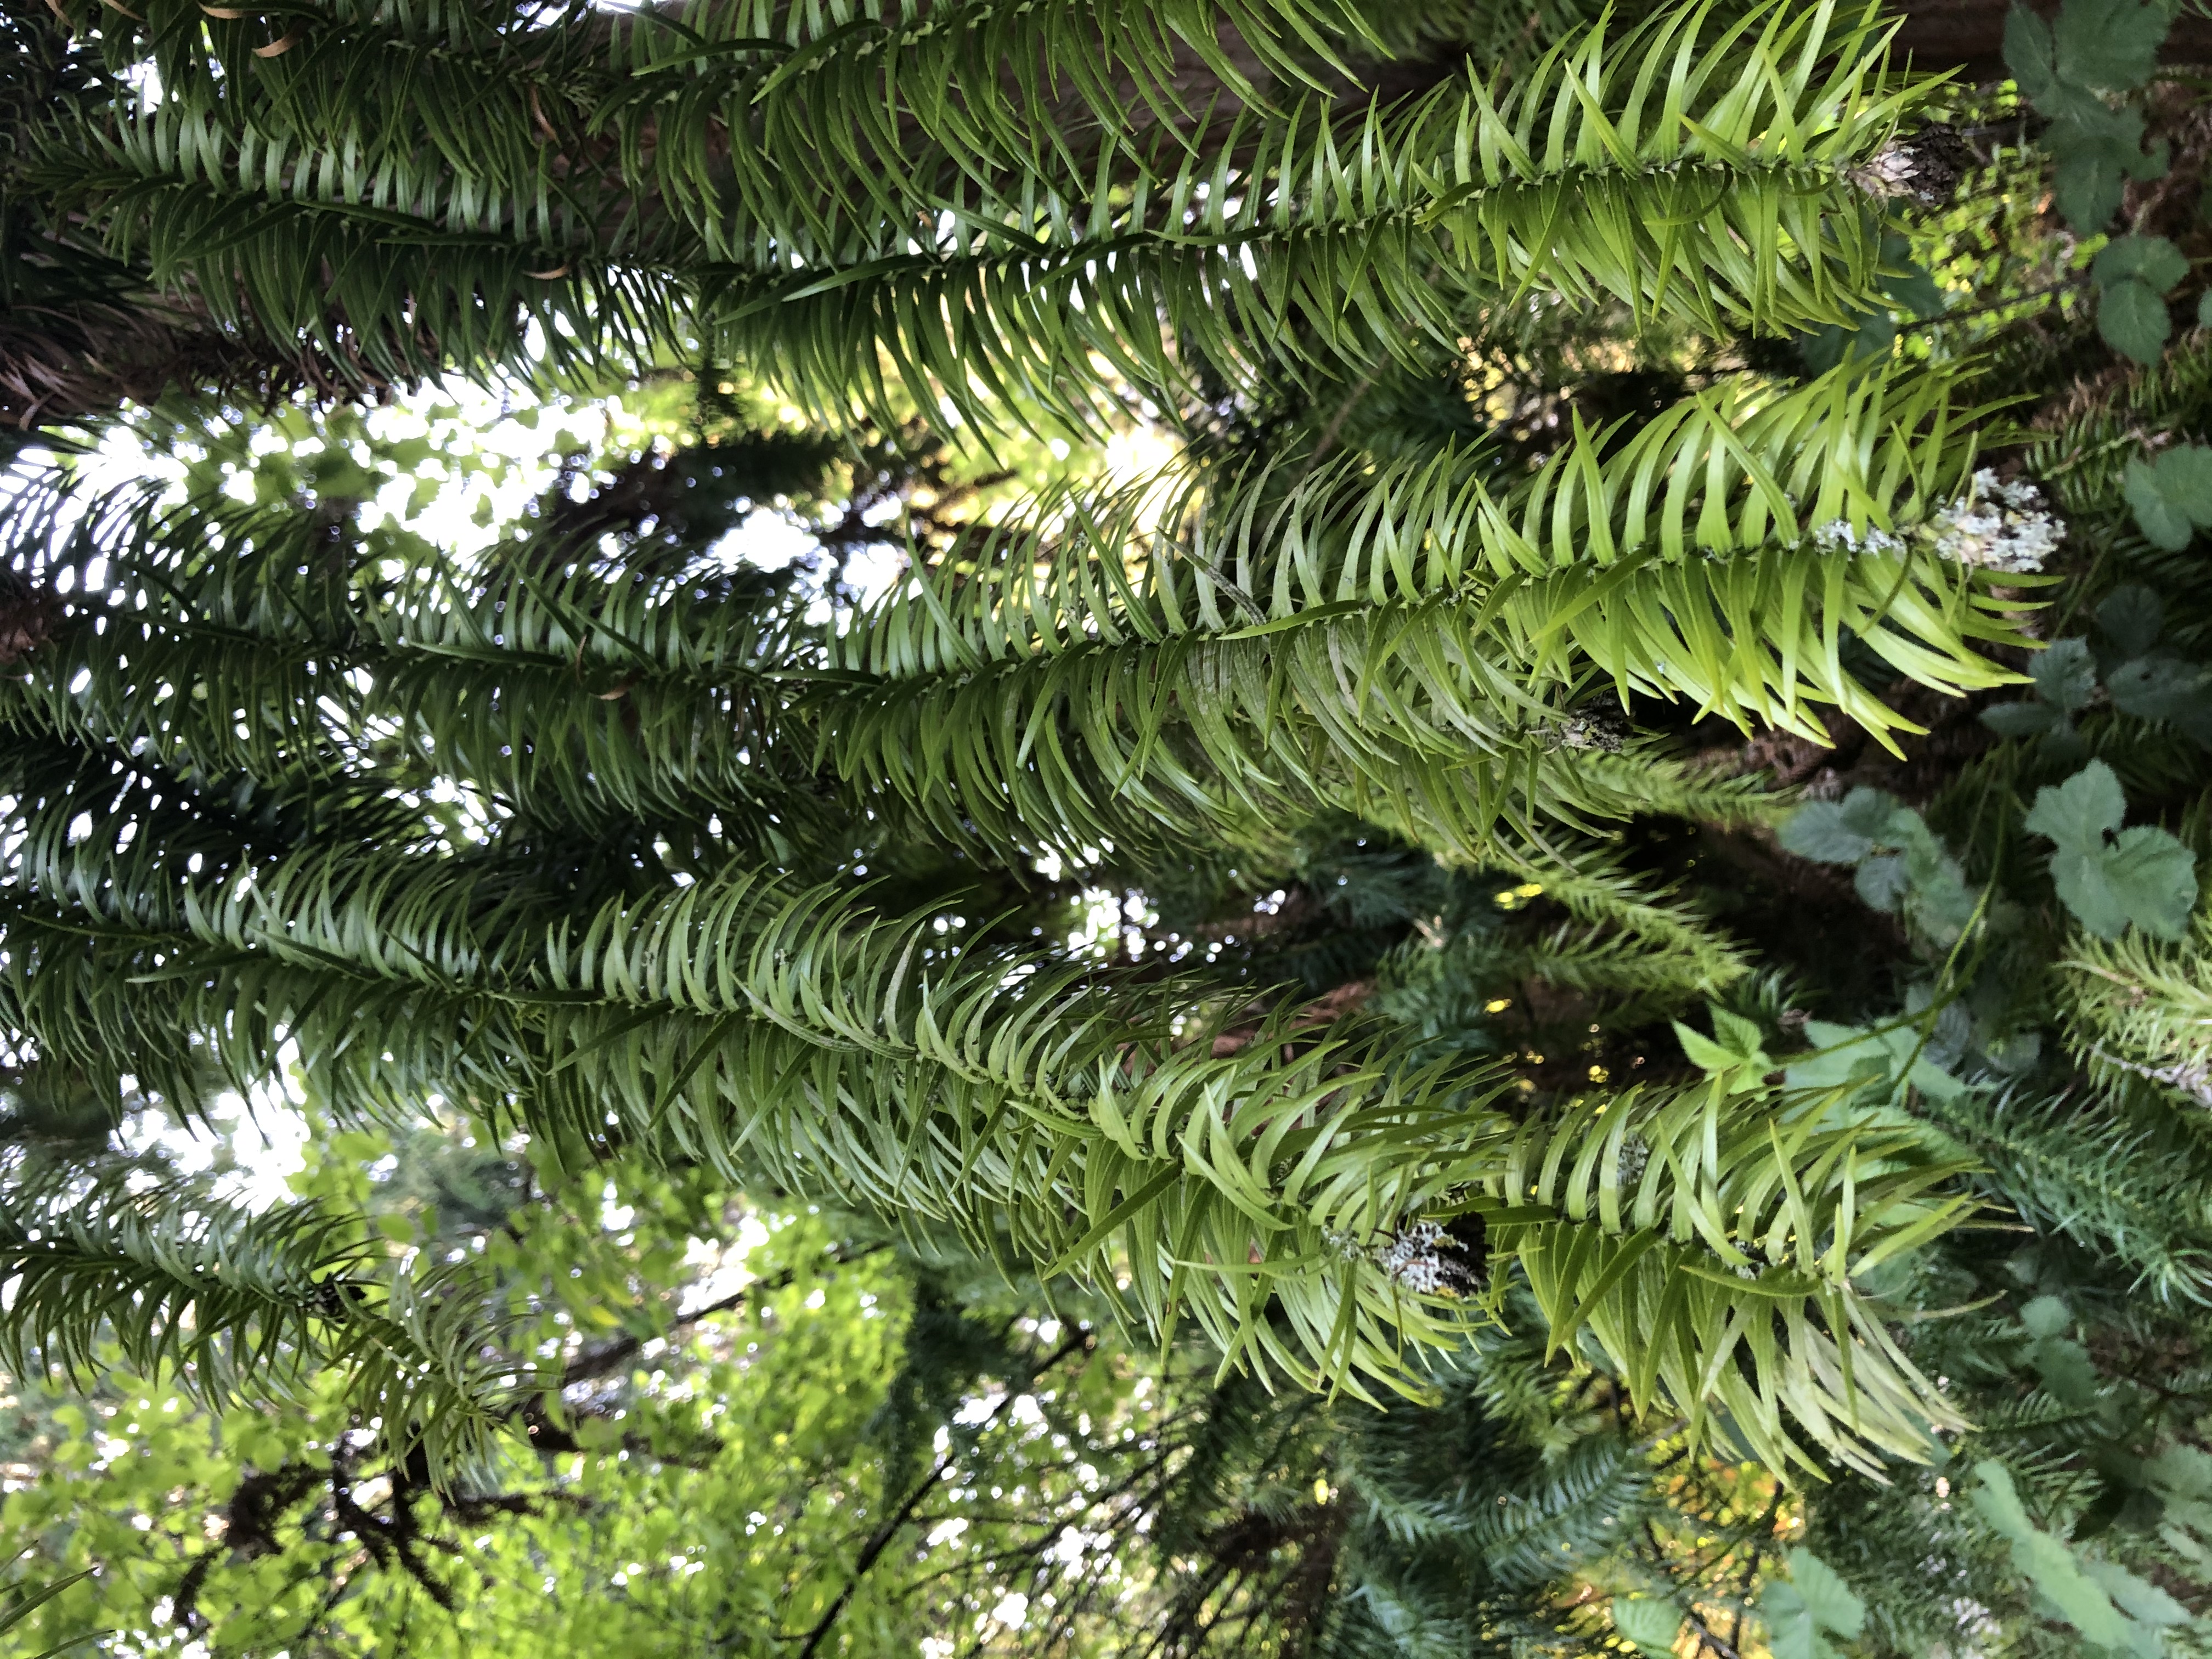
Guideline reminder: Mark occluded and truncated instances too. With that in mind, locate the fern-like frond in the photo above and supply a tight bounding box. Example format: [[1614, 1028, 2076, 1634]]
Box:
[[1916, 1085, 2212, 1302], [704, 0, 1933, 422], [1474, 1086, 1974, 1477], [46, 0, 1933, 419], [828, 362, 2027, 865], [0, 1175, 520, 1477], [0, 801, 1982, 1445], [525, 872, 1527, 1398], [1472, 1435, 1651, 1588], [2058, 921, 2212, 1108], [0, 817, 1522, 1395]]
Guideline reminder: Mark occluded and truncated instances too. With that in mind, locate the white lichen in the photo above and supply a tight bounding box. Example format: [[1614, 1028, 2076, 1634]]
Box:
[[2094, 1046, 2212, 1108], [2142, 1058, 2212, 1108], [1925, 470, 2063, 574], [1808, 472, 2063, 575], [1809, 519, 1905, 557], [1547, 711, 1628, 753], [1616, 1132, 1651, 1189], [1375, 1220, 1476, 1295]]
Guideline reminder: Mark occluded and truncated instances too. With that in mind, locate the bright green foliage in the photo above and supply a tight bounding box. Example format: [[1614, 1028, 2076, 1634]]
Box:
[[0, 0, 2042, 1457], [0, 1565, 101, 1659], [1672, 1003, 1777, 1092], [833, 358, 2028, 865], [8, 0, 2212, 1653], [30, 0, 1936, 432], [0, 415, 1971, 1444], [1479, 1086, 1970, 1477]]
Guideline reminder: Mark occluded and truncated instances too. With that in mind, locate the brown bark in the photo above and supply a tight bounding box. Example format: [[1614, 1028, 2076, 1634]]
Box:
[[0, 574, 60, 665], [0, 298, 358, 430]]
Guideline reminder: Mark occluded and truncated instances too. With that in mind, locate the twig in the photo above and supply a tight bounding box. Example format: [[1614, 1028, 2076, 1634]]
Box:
[[789, 1328, 1093, 1659], [550, 1243, 892, 1394], [552, 1284, 767, 1391], [1686, 1612, 1746, 1659], [1906, 273, 2089, 333]]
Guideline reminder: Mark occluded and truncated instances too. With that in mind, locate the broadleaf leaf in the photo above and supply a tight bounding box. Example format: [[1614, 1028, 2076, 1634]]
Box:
[[2100, 277, 2172, 365], [2092, 234, 2187, 296], [2052, 0, 2168, 93], [2029, 637, 2099, 712], [2026, 761, 2199, 938]]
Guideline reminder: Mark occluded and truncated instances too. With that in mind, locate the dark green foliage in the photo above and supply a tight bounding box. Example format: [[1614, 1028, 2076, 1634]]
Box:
[[864, 1280, 1026, 1492], [5, 1, 2212, 1654], [2004, 0, 2172, 233]]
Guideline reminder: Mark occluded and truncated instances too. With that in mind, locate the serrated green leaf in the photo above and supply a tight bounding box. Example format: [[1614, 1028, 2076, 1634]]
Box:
[[1780, 800, 1875, 864], [2098, 584, 2165, 657], [2087, 826, 2198, 939], [2030, 637, 2100, 712], [2152, 445, 2212, 524], [2053, 0, 2169, 93], [2003, 6, 2061, 105], [1711, 1007, 1768, 1059], [1611, 1597, 1686, 1654], [2020, 1294, 2072, 1339], [2150, 1444, 2212, 1501], [1980, 701, 2064, 738], [2049, 105, 2166, 229], [2022, 1532, 2135, 1646], [2094, 234, 2188, 296], [1673, 1019, 1765, 1080], [2108, 654, 2210, 723], [1785, 1548, 1867, 1639], [2028, 764, 2199, 936], [2127, 458, 2198, 549], [1780, 788, 1901, 865], [2100, 277, 2173, 365], [2057, 149, 2130, 231], [2027, 760, 2130, 852], [1854, 855, 1911, 912], [1760, 1582, 1827, 1659]]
